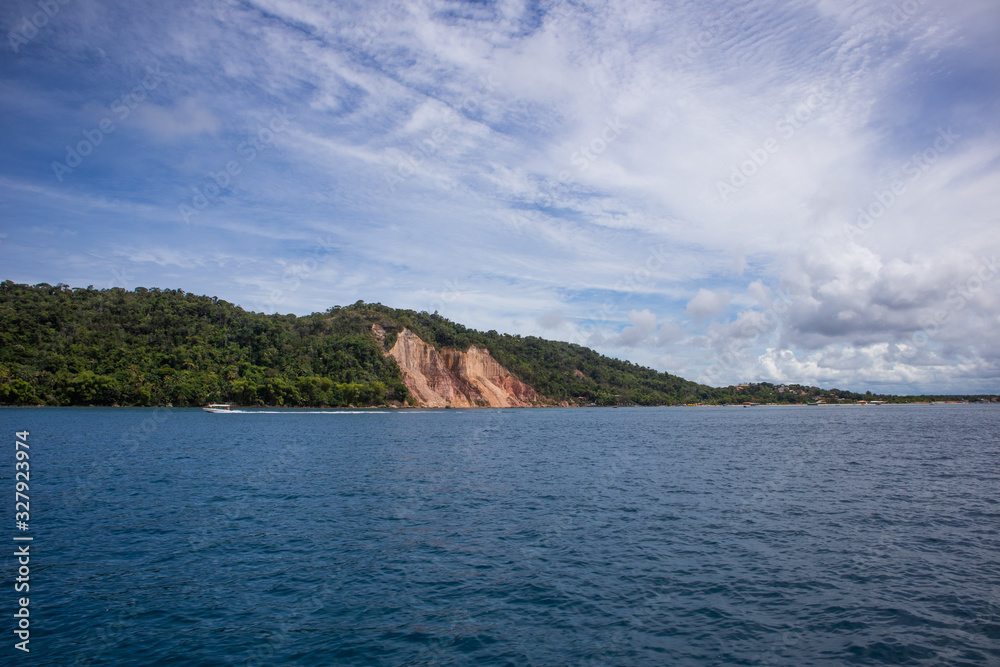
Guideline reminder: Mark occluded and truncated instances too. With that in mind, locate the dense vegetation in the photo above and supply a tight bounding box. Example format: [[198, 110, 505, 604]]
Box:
[[1, 282, 996, 407], [355, 302, 706, 405], [0, 282, 706, 406], [0, 283, 408, 407]]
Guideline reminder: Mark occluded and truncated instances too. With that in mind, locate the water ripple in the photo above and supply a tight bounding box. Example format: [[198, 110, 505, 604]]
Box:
[[5, 405, 999, 665]]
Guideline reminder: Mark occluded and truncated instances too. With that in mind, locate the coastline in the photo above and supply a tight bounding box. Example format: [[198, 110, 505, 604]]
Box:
[[2, 401, 994, 409]]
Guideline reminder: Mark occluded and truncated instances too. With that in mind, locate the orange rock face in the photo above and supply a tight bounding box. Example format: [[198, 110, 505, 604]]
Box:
[[385, 328, 541, 408]]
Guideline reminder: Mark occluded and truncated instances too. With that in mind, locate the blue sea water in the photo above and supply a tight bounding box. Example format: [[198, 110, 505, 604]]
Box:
[[2, 405, 999, 665]]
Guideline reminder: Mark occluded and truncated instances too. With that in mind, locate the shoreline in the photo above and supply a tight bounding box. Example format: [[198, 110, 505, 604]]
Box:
[[1, 401, 994, 409]]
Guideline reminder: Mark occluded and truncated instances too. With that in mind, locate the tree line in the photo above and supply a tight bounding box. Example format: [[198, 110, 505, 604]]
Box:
[[1, 282, 995, 407]]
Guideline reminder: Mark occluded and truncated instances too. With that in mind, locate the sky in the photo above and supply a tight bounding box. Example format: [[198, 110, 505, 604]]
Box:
[[1, 0, 998, 394]]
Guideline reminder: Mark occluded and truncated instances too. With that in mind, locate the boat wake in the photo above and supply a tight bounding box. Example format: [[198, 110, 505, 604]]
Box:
[[213, 410, 400, 414]]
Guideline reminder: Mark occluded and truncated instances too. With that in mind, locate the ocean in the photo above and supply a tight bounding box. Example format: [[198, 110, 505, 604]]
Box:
[[3, 405, 999, 665]]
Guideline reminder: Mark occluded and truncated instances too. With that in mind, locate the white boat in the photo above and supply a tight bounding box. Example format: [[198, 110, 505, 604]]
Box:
[[203, 403, 233, 413]]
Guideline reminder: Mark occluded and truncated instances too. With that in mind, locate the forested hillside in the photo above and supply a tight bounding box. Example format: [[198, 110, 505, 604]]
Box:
[[0, 282, 707, 406], [0, 282, 407, 406], [1, 282, 994, 407]]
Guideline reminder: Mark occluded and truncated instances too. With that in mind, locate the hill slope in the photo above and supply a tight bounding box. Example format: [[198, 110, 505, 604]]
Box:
[[1, 282, 994, 407], [0, 281, 708, 407]]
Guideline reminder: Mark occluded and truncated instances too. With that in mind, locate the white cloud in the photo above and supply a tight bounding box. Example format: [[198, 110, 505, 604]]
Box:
[[686, 289, 732, 320], [537, 308, 564, 330], [132, 97, 221, 141], [610, 309, 659, 348]]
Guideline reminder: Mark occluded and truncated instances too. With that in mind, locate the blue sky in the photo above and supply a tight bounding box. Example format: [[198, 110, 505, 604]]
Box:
[[2, 0, 998, 394]]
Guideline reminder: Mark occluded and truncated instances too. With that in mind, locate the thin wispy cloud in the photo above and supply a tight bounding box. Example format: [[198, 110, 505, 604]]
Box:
[[2, 0, 998, 393]]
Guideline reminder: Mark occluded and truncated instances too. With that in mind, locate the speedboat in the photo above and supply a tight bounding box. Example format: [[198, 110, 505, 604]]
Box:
[[203, 403, 233, 413]]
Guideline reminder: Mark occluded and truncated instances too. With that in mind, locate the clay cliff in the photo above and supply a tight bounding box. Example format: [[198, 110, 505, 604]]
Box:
[[382, 327, 542, 407]]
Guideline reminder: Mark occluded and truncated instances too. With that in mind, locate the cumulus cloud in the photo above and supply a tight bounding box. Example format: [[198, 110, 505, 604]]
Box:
[[537, 308, 564, 330], [657, 320, 684, 345], [686, 289, 732, 320], [611, 309, 659, 348]]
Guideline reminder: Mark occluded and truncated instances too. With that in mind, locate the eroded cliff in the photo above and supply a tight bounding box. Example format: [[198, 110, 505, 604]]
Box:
[[384, 327, 541, 407]]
